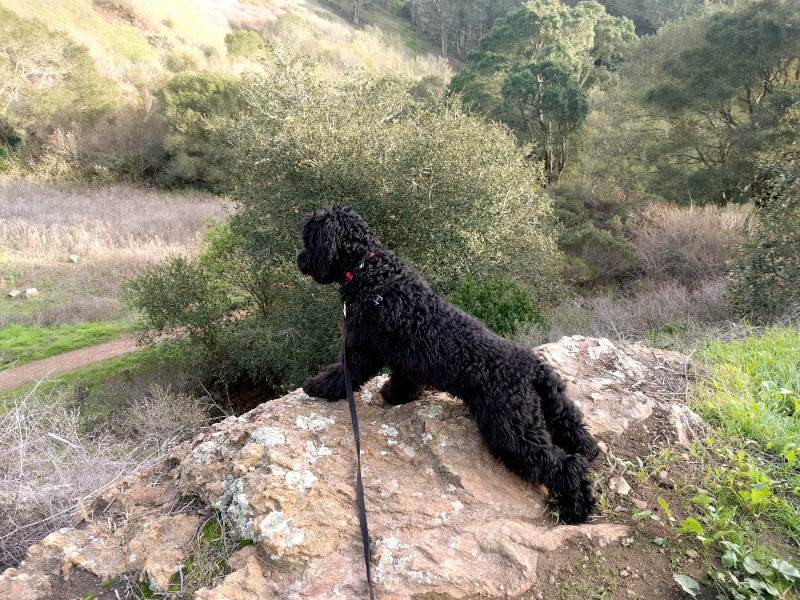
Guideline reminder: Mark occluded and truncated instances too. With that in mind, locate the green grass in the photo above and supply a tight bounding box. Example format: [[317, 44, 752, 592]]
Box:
[[0, 341, 199, 429], [0, 319, 133, 368], [697, 325, 799, 453], [675, 324, 800, 599]]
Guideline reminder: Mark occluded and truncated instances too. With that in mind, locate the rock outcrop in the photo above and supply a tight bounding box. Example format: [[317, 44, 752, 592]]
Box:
[[0, 337, 698, 600]]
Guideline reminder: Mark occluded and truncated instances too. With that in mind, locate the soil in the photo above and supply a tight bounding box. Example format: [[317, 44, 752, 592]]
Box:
[[0, 337, 139, 392]]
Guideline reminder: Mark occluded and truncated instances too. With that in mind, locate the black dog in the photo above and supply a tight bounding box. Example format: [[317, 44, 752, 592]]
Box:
[[297, 206, 598, 524]]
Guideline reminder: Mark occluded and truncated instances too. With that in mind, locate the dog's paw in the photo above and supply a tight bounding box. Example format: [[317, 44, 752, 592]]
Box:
[[576, 429, 600, 461], [556, 455, 595, 524], [557, 498, 592, 524], [380, 372, 424, 406], [302, 375, 344, 401], [380, 384, 417, 406]]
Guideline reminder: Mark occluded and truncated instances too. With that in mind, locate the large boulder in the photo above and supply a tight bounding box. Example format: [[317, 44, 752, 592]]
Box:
[[0, 337, 700, 600]]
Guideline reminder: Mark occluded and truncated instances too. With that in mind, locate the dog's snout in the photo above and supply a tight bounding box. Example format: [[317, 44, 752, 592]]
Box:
[[297, 249, 309, 274]]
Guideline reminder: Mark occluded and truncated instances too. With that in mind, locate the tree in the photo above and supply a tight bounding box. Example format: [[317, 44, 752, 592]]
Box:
[[501, 60, 590, 178], [615, 0, 800, 203], [449, 0, 635, 181], [597, 0, 714, 35], [403, 0, 522, 57], [729, 148, 800, 320], [0, 8, 117, 154], [224, 30, 263, 59]]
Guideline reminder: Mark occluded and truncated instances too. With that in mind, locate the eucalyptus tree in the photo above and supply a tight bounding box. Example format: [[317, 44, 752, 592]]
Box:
[[448, 0, 635, 182], [621, 0, 800, 203], [403, 0, 522, 57]]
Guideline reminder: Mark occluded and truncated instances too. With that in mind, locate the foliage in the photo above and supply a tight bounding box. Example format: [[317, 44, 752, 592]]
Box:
[[598, 0, 713, 35], [449, 274, 547, 337], [126, 44, 564, 390], [674, 325, 800, 599], [389, 0, 522, 58], [122, 255, 235, 348], [0, 8, 118, 159], [548, 177, 638, 285], [224, 30, 264, 59], [729, 150, 800, 320], [448, 0, 635, 181], [611, 0, 800, 204], [157, 71, 245, 187]]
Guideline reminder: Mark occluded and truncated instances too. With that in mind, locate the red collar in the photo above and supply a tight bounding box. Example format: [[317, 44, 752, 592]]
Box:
[[344, 252, 375, 284]]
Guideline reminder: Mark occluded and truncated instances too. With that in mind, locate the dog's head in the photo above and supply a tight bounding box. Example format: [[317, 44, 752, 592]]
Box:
[[297, 206, 381, 284]]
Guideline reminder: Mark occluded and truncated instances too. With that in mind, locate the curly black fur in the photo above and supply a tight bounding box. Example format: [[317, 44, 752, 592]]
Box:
[[297, 206, 598, 524]]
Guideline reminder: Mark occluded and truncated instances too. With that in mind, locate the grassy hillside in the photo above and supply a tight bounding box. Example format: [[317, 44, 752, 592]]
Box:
[[0, 0, 449, 84]]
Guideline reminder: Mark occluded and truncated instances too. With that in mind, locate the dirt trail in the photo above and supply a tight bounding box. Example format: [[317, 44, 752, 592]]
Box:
[[0, 337, 140, 392]]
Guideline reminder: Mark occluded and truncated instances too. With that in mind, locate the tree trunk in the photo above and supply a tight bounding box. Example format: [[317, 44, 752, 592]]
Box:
[[440, 12, 447, 58], [353, 0, 361, 24]]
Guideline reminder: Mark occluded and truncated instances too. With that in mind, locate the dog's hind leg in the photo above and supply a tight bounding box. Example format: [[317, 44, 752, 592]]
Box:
[[506, 443, 594, 525], [380, 371, 424, 406], [533, 363, 599, 461], [303, 347, 384, 401], [476, 411, 595, 524]]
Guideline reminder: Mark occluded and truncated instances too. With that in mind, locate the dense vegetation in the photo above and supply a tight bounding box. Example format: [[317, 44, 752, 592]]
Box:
[[1, 0, 797, 376], [124, 43, 562, 389]]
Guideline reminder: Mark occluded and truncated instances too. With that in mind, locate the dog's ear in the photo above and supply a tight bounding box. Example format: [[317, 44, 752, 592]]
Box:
[[302, 208, 343, 283]]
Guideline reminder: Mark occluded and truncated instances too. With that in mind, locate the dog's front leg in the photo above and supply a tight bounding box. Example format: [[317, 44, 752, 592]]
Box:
[[381, 370, 424, 406], [303, 346, 384, 401]]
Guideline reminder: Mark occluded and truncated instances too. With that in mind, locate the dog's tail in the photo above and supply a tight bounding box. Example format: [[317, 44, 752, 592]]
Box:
[[532, 358, 599, 461]]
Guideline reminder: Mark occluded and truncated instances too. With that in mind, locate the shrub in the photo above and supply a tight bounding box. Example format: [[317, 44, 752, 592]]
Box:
[[729, 151, 800, 320], [126, 44, 564, 391], [548, 178, 639, 286], [122, 255, 235, 346], [164, 47, 206, 73], [0, 392, 141, 568], [536, 277, 730, 343], [157, 71, 245, 187], [121, 384, 210, 451], [630, 202, 750, 285], [0, 381, 210, 569], [225, 30, 263, 59], [449, 274, 547, 338], [0, 8, 118, 164]]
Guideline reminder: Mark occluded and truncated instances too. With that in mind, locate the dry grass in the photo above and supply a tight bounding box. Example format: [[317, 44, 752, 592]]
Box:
[[630, 202, 751, 284], [0, 180, 226, 326], [232, 6, 451, 82], [0, 381, 210, 568], [121, 384, 212, 451], [527, 277, 731, 345], [519, 202, 751, 346]]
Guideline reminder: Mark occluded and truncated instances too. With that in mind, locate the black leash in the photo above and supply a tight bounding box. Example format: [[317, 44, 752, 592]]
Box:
[[342, 304, 376, 600]]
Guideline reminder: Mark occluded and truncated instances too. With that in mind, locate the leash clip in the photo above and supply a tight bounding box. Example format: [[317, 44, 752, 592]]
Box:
[[373, 294, 383, 307]]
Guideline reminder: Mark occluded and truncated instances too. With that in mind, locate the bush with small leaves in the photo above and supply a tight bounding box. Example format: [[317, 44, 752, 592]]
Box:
[[126, 44, 565, 391], [729, 151, 800, 320]]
